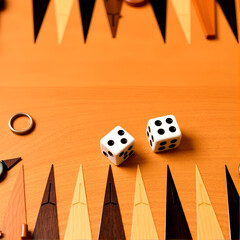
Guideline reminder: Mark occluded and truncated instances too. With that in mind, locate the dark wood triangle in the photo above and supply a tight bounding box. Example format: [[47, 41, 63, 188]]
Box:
[[98, 165, 126, 240], [79, 0, 95, 42], [165, 165, 192, 240], [149, 0, 167, 42], [2, 157, 21, 171], [32, 165, 59, 240], [103, 0, 123, 38], [225, 166, 239, 240], [33, 0, 50, 42], [217, 0, 238, 42]]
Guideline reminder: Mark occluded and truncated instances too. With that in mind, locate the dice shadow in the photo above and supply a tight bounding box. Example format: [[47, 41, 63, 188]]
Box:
[[119, 152, 146, 169]]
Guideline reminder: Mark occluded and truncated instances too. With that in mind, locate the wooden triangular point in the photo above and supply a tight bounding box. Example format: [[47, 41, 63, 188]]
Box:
[[98, 165, 125, 239], [192, 0, 216, 38], [79, 0, 95, 42], [33, 0, 50, 42], [54, 0, 75, 44], [1, 165, 27, 239], [64, 165, 92, 240], [149, 0, 167, 42], [171, 0, 191, 43], [225, 165, 239, 239], [165, 165, 192, 239], [196, 165, 224, 240], [32, 165, 59, 239], [103, 0, 123, 38], [131, 165, 158, 240]]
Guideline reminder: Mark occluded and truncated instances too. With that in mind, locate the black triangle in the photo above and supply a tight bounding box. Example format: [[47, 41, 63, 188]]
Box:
[[79, 0, 95, 42], [225, 166, 239, 240], [165, 166, 192, 240], [98, 165, 126, 240], [217, 0, 238, 42], [32, 165, 59, 240], [149, 0, 167, 42], [33, 0, 50, 42], [2, 157, 21, 170]]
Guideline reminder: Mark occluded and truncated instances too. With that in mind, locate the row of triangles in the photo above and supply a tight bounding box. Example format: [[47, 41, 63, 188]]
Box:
[[33, 0, 238, 43], [1, 164, 239, 239]]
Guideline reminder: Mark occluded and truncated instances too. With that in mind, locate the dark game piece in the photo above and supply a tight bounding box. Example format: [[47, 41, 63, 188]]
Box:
[[32, 165, 59, 240], [217, 0, 238, 42], [103, 0, 123, 38], [33, 0, 50, 42], [79, 0, 95, 42], [225, 166, 239, 240], [165, 166, 192, 240], [98, 165, 126, 240], [149, 0, 167, 42]]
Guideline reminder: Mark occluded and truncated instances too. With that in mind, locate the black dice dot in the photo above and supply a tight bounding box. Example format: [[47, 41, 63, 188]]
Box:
[[121, 138, 128, 144], [166, 118, 173, 124], [124, 151, 128, 156], [118, 130, 125, 136], [128, 145, 133, 151], [148, 126, 151, 133], [103, 151, 108, 157], [158, 129, 165, 135], [108, 140, 114, 146], [147, 131, 149, 137], [124, 155, 128, 159], [160, 141, 167, 145], [155, 120, 162, 126], [150, 140, 152, 146], [169, 144, 176, 149], [171, 139, 177, 143], [129, 150, 133, 156], [158, 147, 165, 151], [169, 126, 176, 133], [119, 151, 124, 157], [151, 135, 154, 142], [108, 151, 113, 156]]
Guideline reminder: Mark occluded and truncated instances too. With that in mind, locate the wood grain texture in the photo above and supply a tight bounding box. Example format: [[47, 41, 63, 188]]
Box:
[[1, 165, 27, 240], [165, 166, 192, 240], [225, 166, 239, 240], [2, 157, 22, 171], [54, 0, 75, 44], [32, 165, 59, 240], [171, 0, 191, 43], [98, 165, 125, 240], [192, 0, 215, 38], [131, 165, 158, 240], [196, 166, 224, 240], [64, 165, 92, 240]]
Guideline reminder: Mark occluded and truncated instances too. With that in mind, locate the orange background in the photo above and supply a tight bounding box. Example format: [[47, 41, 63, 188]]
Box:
[[0, 0, 239, 239]]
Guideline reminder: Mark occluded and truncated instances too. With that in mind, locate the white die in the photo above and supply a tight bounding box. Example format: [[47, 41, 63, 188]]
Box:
[[146, 115, 182, 152], [100, 126, 135, 165]]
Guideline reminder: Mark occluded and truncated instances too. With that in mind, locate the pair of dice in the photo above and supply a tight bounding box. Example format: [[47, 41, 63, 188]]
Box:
[[100, 115, 182, 165]]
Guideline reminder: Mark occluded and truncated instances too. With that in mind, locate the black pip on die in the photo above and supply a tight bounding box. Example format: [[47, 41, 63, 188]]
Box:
[[146, 115, 182, 152], [100, 126, 135, 165]]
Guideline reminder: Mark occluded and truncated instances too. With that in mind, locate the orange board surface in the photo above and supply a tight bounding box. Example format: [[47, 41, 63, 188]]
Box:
[[0, 0, 239, 239]]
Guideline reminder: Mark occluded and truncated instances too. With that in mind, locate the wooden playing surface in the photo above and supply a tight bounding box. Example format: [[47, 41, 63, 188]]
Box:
[[0, 0, 239, 239]]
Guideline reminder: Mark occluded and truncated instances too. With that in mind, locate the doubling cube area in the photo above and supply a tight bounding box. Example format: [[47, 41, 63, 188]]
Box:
[[100, 126, 135, 165], [146, 115, 182, 152]]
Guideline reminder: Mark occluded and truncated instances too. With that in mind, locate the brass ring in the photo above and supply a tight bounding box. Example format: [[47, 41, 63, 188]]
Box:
[[9, 113, 34, 135]]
